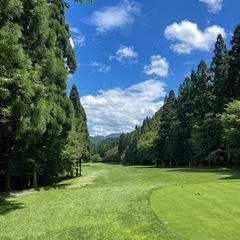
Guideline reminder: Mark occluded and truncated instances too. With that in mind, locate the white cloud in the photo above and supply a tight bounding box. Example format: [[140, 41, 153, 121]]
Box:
[[109, 45, 138, 64], [89, 61, 111, 74], [85, 0, 141, 34], [199, 0, 222, 13], [81, 79, 166, 136], [164, 20, 226, 54], [143, 55, 169, 77], [70, 27, 85, 47], [69, 37, 75, 48]]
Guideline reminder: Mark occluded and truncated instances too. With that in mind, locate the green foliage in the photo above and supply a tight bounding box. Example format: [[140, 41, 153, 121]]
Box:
[[123, 28, 240, 167], [211, 34, 230, 112], [62, 84, 90, 176], [0, 0, 90, 190], [221, 100, 240, 164], [91, 154, 103, 163], [137, 116, 159, 165], [104, 146, 121, 163], [91, 137, 119, 158], [123, 127, 140, 165], [229, 24, 240, 98], [156, 90, 178, 166]]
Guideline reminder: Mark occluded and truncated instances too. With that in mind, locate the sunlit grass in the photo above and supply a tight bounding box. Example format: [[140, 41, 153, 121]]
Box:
[[0, 164, 239, 239], [151, 182, 240, 240]]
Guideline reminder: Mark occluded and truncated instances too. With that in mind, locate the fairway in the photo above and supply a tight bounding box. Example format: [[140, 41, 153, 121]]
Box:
[[0, 164, 240, 240]]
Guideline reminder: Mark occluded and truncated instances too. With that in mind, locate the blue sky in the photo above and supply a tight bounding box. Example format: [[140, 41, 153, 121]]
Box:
[[65, 0, 240, 136]]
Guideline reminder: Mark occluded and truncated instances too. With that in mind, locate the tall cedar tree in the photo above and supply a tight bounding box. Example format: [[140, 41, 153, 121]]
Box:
[[0, 0, 81, 190], [137, 116, 160, 165], [229, 24, 240, 99], [177, 75, 195, 166], [0, 0, 36, 190], [211, 34, 230, 113], [64, 84, 90, 171], [156, 90, 177, 167]]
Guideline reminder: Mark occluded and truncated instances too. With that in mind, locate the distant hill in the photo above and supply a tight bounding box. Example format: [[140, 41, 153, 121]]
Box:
[[90, 133, 121, 144]]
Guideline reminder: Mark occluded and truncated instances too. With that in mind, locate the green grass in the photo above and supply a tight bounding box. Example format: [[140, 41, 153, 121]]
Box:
[[0, 164, 240, 240]]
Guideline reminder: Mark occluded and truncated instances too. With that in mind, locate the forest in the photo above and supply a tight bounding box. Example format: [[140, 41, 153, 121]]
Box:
[[0, 0, 90, 191], [1, 0, 240, 192], [95, 26, 240, 169], [116, 27, 240, 168]]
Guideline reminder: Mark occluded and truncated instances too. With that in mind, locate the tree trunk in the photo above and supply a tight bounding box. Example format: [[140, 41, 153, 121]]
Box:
[[3, 136, 11, 191], [227, 153, 230, 168], [79, 161, 82, 176], [6, 175, 11, 192], [76, 167, 78, 177], [33, 169, 38, 188]]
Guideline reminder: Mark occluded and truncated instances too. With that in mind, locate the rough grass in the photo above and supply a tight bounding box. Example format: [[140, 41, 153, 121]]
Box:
[[0, 164, 240, 240]]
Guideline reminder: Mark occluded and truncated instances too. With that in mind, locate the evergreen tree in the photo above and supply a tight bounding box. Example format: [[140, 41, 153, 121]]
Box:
[[229, 24, 240, 99], [156, 90, 177, 166], [137, 116, 159, 165], [190, 60, 215, 165], [118, 133, 127, 155], [221, 100, 240, 166], [177, 75, 195, 166], [0, 0, 36, 190], [62, 84, 90, 176], [123, 127, 140, 165], [211, 34, 230, 112]]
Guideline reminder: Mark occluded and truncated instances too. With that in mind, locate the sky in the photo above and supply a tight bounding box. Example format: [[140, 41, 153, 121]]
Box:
[[65, 0, 240, 136]]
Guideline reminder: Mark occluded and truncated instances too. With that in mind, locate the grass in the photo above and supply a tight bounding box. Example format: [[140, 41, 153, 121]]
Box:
[[0, 164, 240, 240]]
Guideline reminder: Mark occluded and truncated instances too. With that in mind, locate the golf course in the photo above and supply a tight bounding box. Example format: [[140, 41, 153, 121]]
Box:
[[0, 163, 240, 240]]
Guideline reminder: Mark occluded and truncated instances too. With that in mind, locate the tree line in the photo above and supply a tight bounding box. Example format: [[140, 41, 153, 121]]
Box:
[[0, 0, 90, 191], [117, 25, 240, 168]]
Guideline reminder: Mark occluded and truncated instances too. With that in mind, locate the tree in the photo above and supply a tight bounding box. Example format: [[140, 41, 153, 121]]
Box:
[[0, 0, 37, 190], [177, 75, 195, 166], [228, 24, 240, 99], [156, 90, 178, 166], [62, 84, 90, 177], [123, 127, 140, 165], [221, 100, 240, 167], [189, 60, 215, 165], [104, 147, 121, 163], [211, 34, 230, 113], [137, 116, 159, 165], [19, 0, 77, 186]]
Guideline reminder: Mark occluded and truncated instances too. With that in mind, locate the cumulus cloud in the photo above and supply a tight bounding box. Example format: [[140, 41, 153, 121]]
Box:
[[70, 27, 85, 47], [85, 0, 141, 34], [89, 61, 111, 74], [81, 79, 166, 136], [199, 0, 222, 13], [164, 20, 226, 54], [143, 55, 169, 77], [109, 45, 138, 64]]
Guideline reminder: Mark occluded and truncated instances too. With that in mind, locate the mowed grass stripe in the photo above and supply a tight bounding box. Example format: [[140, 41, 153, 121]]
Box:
[[151, 182, 240, 240]]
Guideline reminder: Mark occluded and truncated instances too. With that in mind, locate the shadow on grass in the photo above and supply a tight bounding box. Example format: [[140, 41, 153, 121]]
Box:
[[42, 183, 71, 191], [0, 197, 25, 215], [166, 167, 240, 181], [132, 166, 156, 168]]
